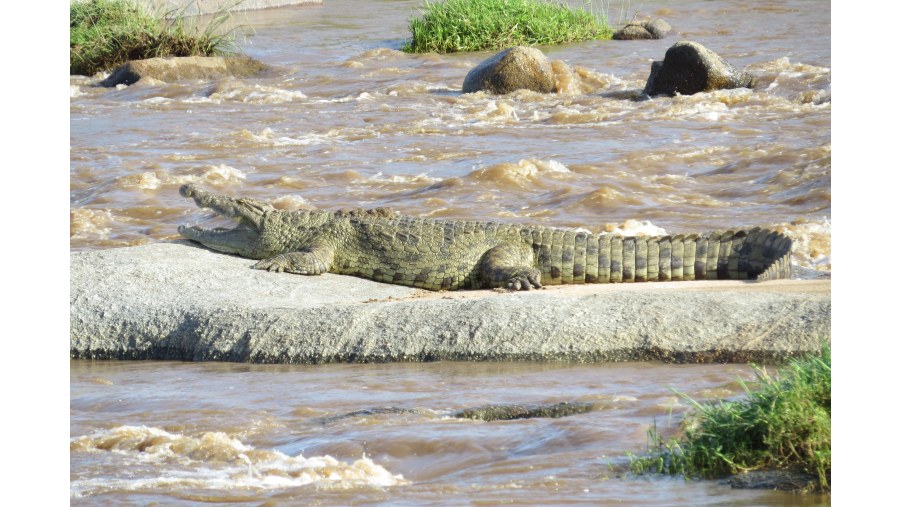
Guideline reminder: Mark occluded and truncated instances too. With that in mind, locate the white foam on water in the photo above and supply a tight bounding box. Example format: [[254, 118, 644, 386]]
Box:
[[218, 84, 307, 104], [504, 159, 570, 177], [241, 127, 335, 146], [780, 217, 831, 271], [601, 220, 668, 237], [71, 425, 406, 498], [365, 172, 441, 185], [662, 99, 730, 119], [198, 164, 247, 183], [465, 159, 571, 189], [271, 194, 312, 210], [751, 57, 830, 76], [474, 100, 519, 123], [117, 165, 247, 190], [141, 96, 172, 104], [70, 208, 118, 240]]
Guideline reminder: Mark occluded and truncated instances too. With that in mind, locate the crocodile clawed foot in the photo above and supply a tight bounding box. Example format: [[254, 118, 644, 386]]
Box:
[[252, 256, 287, 273], [252, 250, 332, 276], [505, 269, 543, 291]]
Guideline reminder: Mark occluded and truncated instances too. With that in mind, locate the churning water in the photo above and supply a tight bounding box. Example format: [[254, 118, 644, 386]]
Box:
[[70, 0, 830, 503]]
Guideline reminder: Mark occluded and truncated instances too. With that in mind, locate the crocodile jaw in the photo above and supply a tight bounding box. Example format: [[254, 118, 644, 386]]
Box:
[[177, 223, 260, 256], [178, 184, 268, 257]]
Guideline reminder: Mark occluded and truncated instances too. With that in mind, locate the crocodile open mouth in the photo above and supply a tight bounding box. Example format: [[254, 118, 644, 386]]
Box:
[[178, 184, 269, 256]]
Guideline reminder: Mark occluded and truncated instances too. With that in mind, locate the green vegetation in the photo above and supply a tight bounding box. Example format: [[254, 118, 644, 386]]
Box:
[[629, 346, 831, 492], [403, 0, 614, 53], [70, 0, 243, 76]]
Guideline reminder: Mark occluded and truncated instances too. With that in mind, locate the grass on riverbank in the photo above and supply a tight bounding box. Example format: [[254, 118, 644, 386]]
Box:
[[70, 0, 243, 76], [403, 0, 614, 53], [629, 346, 831, 492]]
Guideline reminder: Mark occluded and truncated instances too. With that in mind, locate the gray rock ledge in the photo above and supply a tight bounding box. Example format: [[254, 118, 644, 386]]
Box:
[[70, 243, 831, 364]]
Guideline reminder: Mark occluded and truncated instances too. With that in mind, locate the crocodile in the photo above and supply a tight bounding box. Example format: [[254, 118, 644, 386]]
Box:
[[178, 184, 792, 291]]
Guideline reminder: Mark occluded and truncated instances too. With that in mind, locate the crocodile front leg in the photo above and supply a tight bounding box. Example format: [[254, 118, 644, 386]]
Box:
[[480, 243, 542, 290], [252, 242, 335, 275]]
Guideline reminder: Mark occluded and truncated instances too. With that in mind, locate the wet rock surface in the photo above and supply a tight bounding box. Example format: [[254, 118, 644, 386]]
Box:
[[313, 407, 419, 425], [313, 402, 595, 425], [70, 243, 831, 364], [729, 469, 823, 493], [453, 402, 595, 421], [644, 41, 754, 96], [100, 56, 267, 87], [462, 46, 556, 94], [613, 19, 671, 40]]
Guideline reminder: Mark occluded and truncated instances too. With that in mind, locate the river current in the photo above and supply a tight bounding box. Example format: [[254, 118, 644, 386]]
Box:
[[70, 0, 830, 504]]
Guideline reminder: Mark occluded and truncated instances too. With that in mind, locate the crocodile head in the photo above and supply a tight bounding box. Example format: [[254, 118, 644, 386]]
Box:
[[177, 184, 274, 259]]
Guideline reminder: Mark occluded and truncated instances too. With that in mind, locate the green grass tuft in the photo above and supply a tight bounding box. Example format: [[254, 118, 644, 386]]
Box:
[[629, 346, 831, 492], [70, 0, 245, 76], [403, 0, 614, 53]]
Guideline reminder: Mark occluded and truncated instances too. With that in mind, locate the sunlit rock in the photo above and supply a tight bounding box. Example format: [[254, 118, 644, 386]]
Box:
[[644, 41, 754, 96], [462, 46, 556, 94], [613, 18, 671, 40]]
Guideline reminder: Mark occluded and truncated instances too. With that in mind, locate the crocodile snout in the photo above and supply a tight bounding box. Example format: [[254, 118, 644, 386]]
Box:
[[179, 184, 197, 198]]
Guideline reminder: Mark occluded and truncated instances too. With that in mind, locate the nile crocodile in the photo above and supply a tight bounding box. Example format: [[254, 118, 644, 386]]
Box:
[[178, 184, 792, 291]]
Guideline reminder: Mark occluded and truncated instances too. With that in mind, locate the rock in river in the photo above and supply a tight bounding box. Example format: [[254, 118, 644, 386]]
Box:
[[613, 19, 671, 40], [643, 41, 755, 97], [101, 56, 267, 87], [462, 46, 556, 94]]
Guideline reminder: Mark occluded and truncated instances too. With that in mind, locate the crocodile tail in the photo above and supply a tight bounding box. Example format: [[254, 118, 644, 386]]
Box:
[[590, 228, 792, 282], [524, 227, 792, 284], [694, 228, 793, 281]]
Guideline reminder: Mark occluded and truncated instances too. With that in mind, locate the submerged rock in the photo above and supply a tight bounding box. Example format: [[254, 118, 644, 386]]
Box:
[[311, 402, 595, 425], [613, 19, 671, 40], [100, 56, 266, 87], [453, 402, 595, 421], [729, 469, 824, 494], [643, 41, 755, 97], [462, 46, 556, 94], [314, 407, 419, 425]]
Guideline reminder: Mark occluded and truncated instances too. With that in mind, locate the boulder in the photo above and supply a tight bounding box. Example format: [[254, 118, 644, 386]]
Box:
[[613, 19, 671, 40], [70, 242, 831, 364], [100, 56, 266, 87], [645, 19, 672, 38], [643, 41, 755, 97], [462, 46, 556, 94]]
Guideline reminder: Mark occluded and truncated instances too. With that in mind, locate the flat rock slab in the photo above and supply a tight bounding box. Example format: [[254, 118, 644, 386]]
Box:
[[70, 243, 831, 364]]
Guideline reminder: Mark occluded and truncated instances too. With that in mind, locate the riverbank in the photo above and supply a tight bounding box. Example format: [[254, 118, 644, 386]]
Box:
[[70, 242, 830, 363]]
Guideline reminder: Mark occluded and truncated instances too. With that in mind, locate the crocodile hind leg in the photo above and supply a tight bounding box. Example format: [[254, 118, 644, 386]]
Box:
[[480, 243, 542, 290], [252, 242, 335, 275]]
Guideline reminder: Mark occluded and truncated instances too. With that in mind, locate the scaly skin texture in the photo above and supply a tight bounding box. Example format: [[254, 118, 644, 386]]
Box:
[[178, 185, 792, 291]]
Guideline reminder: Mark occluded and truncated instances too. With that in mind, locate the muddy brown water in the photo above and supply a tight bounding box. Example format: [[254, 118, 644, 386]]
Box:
[[70, 0, 830, 503], [71, 360, 829, 505]]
